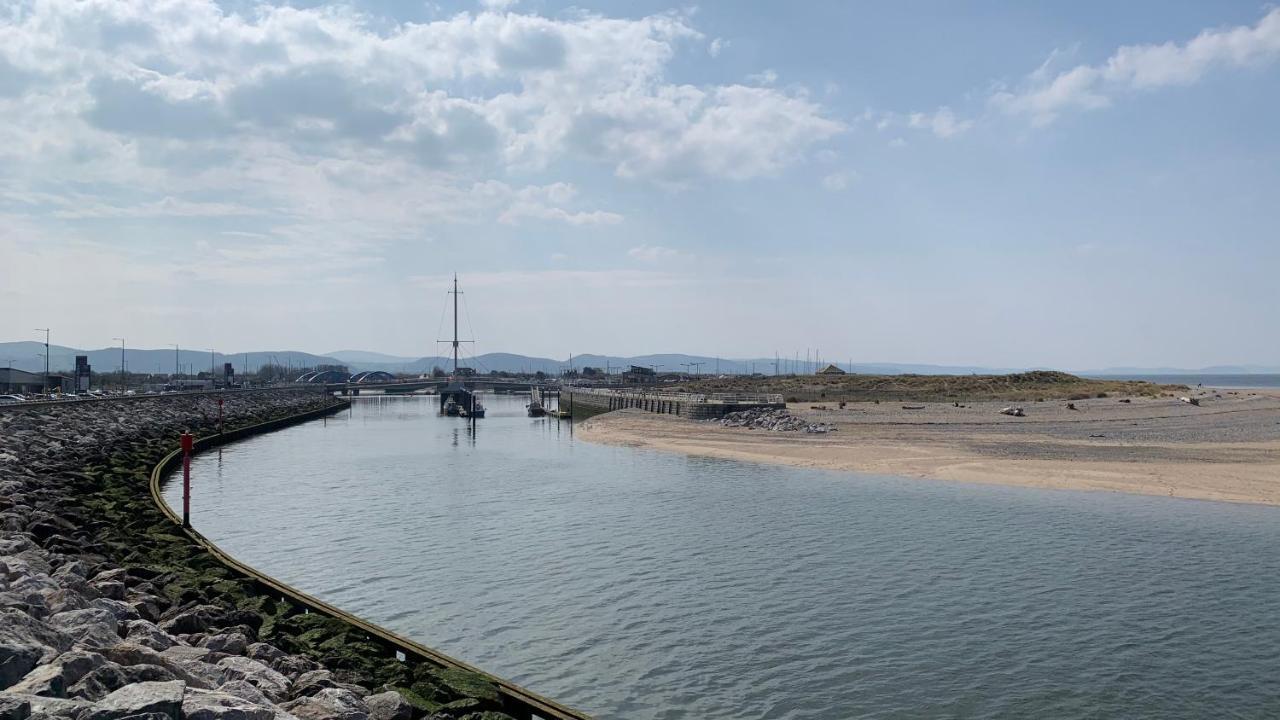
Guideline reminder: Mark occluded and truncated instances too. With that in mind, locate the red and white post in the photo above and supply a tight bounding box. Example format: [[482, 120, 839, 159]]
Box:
[[180, 432, 194, 528]]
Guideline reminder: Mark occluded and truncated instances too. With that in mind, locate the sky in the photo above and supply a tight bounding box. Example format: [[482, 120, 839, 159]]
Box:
[[1, 0, 1278, 369]]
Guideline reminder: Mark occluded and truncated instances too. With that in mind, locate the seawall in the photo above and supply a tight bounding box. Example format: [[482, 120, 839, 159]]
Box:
[[0, 389, 587, 720], [560, 386, 785, 420]]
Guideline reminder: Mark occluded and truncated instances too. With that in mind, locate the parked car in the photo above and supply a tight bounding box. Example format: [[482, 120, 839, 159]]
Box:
[[0, 395, 24, 404]]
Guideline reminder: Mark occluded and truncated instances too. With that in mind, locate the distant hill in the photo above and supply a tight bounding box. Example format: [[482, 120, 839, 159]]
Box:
[[0, 341, 338, 376], [326, 350, 421, 365], [2, 340, 1274, 378]]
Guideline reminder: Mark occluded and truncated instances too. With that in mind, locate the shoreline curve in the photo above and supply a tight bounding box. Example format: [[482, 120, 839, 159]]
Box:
[[149, 399, 591, 720], [577, 397, 1280, 507]]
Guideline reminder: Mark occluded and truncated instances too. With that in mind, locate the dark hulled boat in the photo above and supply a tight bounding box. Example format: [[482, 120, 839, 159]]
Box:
[[438, 274, 484, 420]]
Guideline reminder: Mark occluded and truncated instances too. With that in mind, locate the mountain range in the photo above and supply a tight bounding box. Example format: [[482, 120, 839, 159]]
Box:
[[1, 341, 1276, 378]]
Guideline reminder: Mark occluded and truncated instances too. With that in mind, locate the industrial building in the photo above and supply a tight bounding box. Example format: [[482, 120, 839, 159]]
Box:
[[0, 368, 73, 394]]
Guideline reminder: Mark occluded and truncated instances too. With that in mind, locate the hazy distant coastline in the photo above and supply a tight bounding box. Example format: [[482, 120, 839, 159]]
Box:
[[1, 340, 1276, 380]]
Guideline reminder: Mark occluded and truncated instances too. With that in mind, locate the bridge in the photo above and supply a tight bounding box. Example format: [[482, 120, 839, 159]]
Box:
[[320, 377, 553, 395]]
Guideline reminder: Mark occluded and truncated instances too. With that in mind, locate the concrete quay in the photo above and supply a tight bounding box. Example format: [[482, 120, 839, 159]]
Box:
[[559, 386, 784, 420]]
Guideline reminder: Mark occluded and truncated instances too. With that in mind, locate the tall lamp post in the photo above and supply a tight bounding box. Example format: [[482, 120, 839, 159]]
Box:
[[34, 328, 49, 394], [208, 349, 216, 388], [170, 344, 179, 380], [113, 337, 125, 392]]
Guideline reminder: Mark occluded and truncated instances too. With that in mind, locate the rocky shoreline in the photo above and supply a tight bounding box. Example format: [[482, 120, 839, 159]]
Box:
[[1, 391, 528, 720]]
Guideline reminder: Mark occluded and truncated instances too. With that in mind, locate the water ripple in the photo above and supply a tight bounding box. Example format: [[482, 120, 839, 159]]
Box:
[[171, 395, 1280, 719]]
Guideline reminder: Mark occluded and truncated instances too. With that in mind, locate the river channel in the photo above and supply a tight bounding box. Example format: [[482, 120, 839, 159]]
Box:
[[168, 394, 1280, 719]]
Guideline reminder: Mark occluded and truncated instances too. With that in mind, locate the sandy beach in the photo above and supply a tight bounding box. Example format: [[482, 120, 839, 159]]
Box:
[[579, 388, 1280, 506]]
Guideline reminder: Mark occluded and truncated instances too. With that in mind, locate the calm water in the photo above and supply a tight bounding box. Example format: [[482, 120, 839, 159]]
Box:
[[1087, 374, 1280, 389], [169, 395, 1280, 719]]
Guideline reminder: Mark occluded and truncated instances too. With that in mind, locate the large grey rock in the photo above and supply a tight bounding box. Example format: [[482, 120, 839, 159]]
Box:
[[198, 634, 247, 657], [1, 609, 71, 688], [158, 647, 222, 665], [51, 563, 88, 582], [7, 651, 104, 697], [41, 591, 89, 617], [268, 656, 318, 682], [66, 662, 129, 701], [122, 622, 174, 653], [87, 583, 124, 603], [290, 671, 335, 699], [364, 691, 411, 720], [0, 693, 31, 720], [127, 597, 163, 624], [181, 689, 275, 720], [242, 645, 282, 665], [81, 681, 184, 720], [0, 644, 44, 692], [88, 571, 126, 587], [214, 681, 269, 707], [215, 659, 289, 703], [46, 609, 118, 649], [0, 590, 47, 619], [120, 664, 180, 686], [281, 688, 368, 720], [0, 691, 92, 719], [99, 645, 214, 691], [158, 606, 228, 636], [89, 601, 138, 625]]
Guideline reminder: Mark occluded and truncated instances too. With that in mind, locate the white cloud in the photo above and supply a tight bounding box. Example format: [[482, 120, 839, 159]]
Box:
[[627, 244, 686, 262], [992, 8, 1280, 125], [0, 0, 842, 246], [907, 106, 971, 138], [578, 84, 845, 182], [496, 182, 623, 226], [500, 203, 623, 226], [52, 197, 266, 219], [821, 171, 855, 191], [708, 37, 728, 57], [746, 69, 778, 85]]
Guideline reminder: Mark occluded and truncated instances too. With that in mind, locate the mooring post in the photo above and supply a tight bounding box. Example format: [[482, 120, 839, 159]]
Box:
[[181, 432, 194, 528]]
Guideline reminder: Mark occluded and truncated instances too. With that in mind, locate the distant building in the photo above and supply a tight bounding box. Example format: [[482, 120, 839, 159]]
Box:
[[74, 356, 91, 392], [622, 365, 657, 384], [817, 364, 847, 375], [0, 368, 72, 394]]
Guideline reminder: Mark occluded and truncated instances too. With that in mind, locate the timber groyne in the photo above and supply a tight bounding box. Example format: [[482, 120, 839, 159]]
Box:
[[0, 389, 587, 720], [559, 387, 785, 420]]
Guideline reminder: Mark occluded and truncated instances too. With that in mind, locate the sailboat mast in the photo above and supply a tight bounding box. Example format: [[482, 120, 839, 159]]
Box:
[[452, 274, 459, 373]]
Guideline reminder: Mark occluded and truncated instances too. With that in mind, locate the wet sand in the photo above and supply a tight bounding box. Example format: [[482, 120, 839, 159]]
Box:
[[578, 388, 1280, 506]]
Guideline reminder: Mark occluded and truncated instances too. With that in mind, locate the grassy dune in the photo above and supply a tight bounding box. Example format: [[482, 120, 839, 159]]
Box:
[[671, 370, 1187, 403]]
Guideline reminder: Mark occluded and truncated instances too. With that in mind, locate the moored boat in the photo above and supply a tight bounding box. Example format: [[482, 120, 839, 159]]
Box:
[[527, 400, 546, 417]]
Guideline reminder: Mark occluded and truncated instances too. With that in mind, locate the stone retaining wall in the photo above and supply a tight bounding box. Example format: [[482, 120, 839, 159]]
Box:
[[0, 390, 560, 720], [560, 388, 785, 420]]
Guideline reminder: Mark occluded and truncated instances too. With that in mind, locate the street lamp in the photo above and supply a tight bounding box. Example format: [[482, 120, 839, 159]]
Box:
[[34, 328, 49, 394], [170, 344, 179, 379], [208, 349, 216, 388], [113, 337, 125, 392]]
